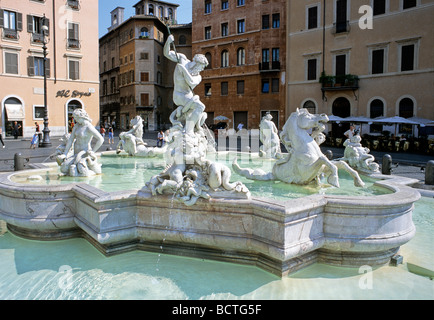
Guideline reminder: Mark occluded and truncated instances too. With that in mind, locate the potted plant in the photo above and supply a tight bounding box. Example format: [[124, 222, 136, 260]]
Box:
[[319, 72, 334, 87], [345, 74, 359, 86]]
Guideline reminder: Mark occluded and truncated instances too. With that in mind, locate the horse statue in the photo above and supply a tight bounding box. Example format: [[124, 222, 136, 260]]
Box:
[[233, 108, 365, 188]]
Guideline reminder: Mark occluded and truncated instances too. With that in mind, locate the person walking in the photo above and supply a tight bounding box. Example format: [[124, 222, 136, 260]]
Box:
[[30, 122, 40, 149], [108, 126, 114, 144], [0, 127, 5, 148]]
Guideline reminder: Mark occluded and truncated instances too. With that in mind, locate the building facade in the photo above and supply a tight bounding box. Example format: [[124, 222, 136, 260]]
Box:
[[192, 0, 287, 130], [0, 0, 99, 138], [99, 1, 192, 131], [287, 0, 434, 137]]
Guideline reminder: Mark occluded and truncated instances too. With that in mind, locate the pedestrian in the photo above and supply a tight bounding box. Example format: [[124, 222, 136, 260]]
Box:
[[30, 123, 39, 149], [108, 126, 114, 144], [237, 122, 244, 131], [157, 130, 164, 147], [344, 124, 355, 139], [13, 121, 21, 139], [0, 126, 5, 148], [100, 126, 106, 138]]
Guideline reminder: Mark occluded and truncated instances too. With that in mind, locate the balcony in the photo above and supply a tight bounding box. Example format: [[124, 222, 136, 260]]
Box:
[[67, 39, 81, 49], [320, 73, 359, 100], [31, 33, 45, 44], [259, 61, 281, 72], [67, 0, 80, 10], [3, 29, 19, 40]]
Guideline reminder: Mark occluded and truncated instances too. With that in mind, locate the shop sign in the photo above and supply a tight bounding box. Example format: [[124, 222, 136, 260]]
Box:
[[56, 90, 92, 98]]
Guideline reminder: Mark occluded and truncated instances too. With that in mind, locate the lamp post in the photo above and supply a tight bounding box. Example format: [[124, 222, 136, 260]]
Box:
[[40, 15, 51, 147]]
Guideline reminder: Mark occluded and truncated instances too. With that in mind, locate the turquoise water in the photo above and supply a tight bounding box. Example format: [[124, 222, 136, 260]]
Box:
[[0, 197, 432, 300], [10, 152, 390, 200]]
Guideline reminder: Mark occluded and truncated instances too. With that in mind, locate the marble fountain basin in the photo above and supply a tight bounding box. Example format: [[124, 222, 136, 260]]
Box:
[[0, 152, 420, 277]]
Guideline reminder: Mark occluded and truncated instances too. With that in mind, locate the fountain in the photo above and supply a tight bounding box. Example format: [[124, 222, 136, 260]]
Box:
[[0, 36, 421, 277]]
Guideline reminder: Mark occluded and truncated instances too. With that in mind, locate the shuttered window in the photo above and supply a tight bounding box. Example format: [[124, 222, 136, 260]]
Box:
[[5, 52, 18, 74]]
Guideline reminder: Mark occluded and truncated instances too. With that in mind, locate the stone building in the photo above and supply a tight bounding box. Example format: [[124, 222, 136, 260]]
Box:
[[192, 0, 287, 130], [0, 0, 99, 138], [99, 1, 192, 131], [287, 0, 434, 137]]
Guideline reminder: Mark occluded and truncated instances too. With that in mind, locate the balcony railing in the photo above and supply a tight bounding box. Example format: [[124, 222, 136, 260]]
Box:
[[67, 0, 80, 10], [3, 29, 19, 40], [320, 74, 359, 91], [259, 61, 280, 72], [31, 33, 45, 44], [67, 39, 81, 49]]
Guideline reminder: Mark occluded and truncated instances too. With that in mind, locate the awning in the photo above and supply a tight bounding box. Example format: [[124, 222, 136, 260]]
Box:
[[5, 103, 25, 121]]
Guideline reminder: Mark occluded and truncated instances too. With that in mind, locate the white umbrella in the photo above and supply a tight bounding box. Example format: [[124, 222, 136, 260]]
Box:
[[327, 115, 345, 123], [371, 116, 419, 136], [214, 115, 229, 121]]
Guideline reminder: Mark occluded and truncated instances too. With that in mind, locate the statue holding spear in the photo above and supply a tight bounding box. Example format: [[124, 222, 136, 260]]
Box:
[[163, 28, 209, 136]]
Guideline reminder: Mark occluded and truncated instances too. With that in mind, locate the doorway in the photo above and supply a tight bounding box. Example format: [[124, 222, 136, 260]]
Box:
[[332, 97, 351, 138], [234, 111, 248, 130]]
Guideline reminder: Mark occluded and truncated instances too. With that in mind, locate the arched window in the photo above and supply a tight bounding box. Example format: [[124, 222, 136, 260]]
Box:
[[398, 97, 414, 134], [148, 4, 154, 15], [168, 8, 173, 21], [221, 50, 229, 68], [178, 35, 186, 45], [399, 98, 414, 118], [302, 100, 316, 114], [205, 52, 212, 69], [158, 6, 164, 18], [370, 99, 384, 133], [237, 48, 245, 66], [140, 27, 149, 38]]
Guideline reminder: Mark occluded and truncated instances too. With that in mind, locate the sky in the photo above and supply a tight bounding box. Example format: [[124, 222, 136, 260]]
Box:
[[98, 0, 193, 37]]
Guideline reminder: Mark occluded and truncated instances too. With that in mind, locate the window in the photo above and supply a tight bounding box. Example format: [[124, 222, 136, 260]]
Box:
[[262, 15, 269, 30], [237, 0, 245, 6], [205, 52, 212, 69], [399, 97, 414, 133], [401, 44, 415, 71], [237, 80, 244, 95], [205, 0, 212, 14], [373, 0, 386, 15], [148, 4, 154, 15], [237, 19, 245, 34], [308, 6, 318, 29], [67, 22, 80, 49], [140, 72, 149, 82], [369, 99, 384, 132], [221, 50, 229, 67], [221, 82, 228, 96], [221, 0, 229, 10], [67, 0, 80, 10], [262, 49, 270, 63], [110, 77, 116, 94], [1, 10, 23, 39], [4, 52, 19, 74], [307, 59, 317, 80], [271, 78, 279, 93], [68, 59, 80, 80], [140, 27, 149, 38], [262, 79, 270, 93], [205, 26, 211, 40], [272, 14, 280, 28], [335, 0, 348, 33], [237, 48, 245, 66], [179, 35, 187, 45], [335, 54, 346, 75], [205, 83, 212, 96], [141, 93, 149, 106], [33, 106, 45, 121], [372, 49, 385, 74], [221, 23, 228, 37], [403, 0, 417, 9], [28, 56, 49, 77], [303, 100, 316, 114], [140, 52, 149, 60], [272, 48, 279, 62], [28, 15, 49, 43]]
